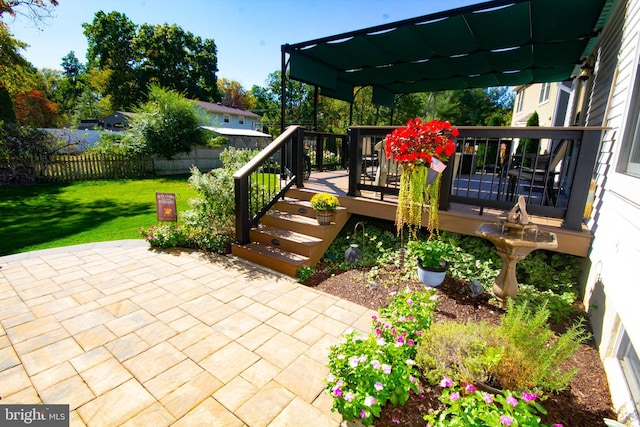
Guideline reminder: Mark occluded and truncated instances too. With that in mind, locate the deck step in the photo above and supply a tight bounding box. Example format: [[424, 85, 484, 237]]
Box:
[[251, 225, 323, 258], [231, 242, 310, 277], [231, 193, 351, 277]]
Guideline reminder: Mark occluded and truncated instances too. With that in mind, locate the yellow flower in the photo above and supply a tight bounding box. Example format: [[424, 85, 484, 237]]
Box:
[[310, 192, 339, 211]]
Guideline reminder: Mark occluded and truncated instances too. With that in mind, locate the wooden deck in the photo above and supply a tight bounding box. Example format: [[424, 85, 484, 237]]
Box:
[[289, 170, 593, 257]]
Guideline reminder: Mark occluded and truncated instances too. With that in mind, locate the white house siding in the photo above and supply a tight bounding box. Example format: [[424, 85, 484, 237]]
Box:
[[583, 0, 640, 424]]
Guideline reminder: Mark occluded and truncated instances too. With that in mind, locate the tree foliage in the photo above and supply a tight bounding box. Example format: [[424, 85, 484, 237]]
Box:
[[81, 12, 220, 111], [82, 11, 138, 110], [123, 85, 204, 158], [135, 23, 219, 101], [218, 78, 254, 110]]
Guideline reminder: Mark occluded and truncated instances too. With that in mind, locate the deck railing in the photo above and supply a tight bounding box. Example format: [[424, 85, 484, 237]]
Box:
[[348, 126, 605, 231], [233, 125, 305, 244], [304, 131, 348, 172]]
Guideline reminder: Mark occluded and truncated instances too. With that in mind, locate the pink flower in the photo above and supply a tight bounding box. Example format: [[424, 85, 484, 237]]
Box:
[[416, 330, 423, 335], [364, 396, 376, 407], [440, 377, 453, 388], [391, 417, 400, 424], [465, 384, 476, 393], [374, 381, 384, 391], [522, 391, 537, 402], [333, 388, 342, 397], [553, 424, 564, 427], [382, 364, 392, 374], [500, 415, 514, 426], [450, 392, 460, 401], [344, 392, 355, 402], [371, 360, 381, 370], [506, 395, 518, 407], [360, 409, 367, 419], [483, 393, 493, 404], [407, 299, 413, 305]]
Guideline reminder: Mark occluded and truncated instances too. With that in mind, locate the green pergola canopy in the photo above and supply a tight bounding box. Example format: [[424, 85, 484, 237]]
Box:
[[284, 0, 615, 107]]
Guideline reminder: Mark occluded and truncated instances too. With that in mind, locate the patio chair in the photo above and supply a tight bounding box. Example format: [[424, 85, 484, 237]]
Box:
[[506, 139, 569, 206]]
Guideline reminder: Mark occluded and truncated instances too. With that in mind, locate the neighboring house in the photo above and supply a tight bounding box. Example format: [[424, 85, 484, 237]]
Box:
[[511, 82, 573, 127], [103, 111, 138, 130], [195, 100, 263, 131], [571, 0, 640, 424]]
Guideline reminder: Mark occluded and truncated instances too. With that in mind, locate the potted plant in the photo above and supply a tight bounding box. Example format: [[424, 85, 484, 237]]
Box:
[[407, 239, 453, 287], [309, 192, 339, 225], [384, 118, 458, 238]]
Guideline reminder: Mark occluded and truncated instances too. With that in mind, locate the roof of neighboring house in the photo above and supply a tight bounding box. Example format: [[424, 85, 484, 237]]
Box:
[[195, 101, 260, 119], [201, 126, 271, 138]]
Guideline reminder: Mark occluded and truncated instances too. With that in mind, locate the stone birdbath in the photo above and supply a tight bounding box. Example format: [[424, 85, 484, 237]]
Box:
[[475, 196, 558, 304]]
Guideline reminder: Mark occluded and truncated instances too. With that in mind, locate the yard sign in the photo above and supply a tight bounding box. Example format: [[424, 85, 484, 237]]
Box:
[[156, 192, 177, 222]]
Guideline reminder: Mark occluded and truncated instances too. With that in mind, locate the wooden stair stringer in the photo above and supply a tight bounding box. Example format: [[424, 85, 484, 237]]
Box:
[[231, 198, 350, 277]]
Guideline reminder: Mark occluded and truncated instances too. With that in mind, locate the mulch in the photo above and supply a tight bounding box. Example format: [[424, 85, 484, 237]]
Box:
[[302, 265, 616, 427]]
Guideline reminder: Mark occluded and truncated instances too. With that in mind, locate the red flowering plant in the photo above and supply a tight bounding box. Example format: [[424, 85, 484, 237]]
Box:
[[384, 118, 459, 238]]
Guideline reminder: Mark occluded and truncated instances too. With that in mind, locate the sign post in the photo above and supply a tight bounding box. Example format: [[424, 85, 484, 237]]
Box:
[[156, 192, 177, 222]]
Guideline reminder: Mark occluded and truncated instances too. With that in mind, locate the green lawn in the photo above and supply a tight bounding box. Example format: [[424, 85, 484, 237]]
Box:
[[0, 176, 198, 256]]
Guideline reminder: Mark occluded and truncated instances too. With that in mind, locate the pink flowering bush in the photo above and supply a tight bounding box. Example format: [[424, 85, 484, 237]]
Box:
[[425, 378, 564, 427], [325, 288, 438, 426], [138, 224, 185, 248]]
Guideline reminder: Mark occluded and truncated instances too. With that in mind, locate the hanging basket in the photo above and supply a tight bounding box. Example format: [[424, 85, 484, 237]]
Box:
[[316, 210, 334, 225]]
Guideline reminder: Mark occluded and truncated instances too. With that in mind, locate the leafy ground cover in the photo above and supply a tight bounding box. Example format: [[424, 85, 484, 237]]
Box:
[[0, 175, 195, 255]]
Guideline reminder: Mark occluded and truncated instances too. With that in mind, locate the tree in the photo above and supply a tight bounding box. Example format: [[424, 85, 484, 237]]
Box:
[[218, 78, 254, 110], [13, 88, 58, 127], [0, 0, 58, 23], [82, 11, 138, 110], [135, 23, 220, 102], [124, 85, 204, 158], [0, 86, 16, 123], [0, 24, 36, 95]]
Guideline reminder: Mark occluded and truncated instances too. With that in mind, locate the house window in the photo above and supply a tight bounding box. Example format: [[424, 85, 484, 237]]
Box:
[[617, 329, 640, 414], [516, 90, 524, 113], [223, 114, 230, 123], [539, 82, 551, 104], [239, 117, 244, 125], [620, 56, 640, 177]]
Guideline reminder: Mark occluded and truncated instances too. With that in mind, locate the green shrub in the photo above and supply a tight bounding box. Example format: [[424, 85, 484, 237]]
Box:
[[180, 147, 260, 252], [416, 321, 502, 385], [124, 85, 204, 158], [206, 135, 229, 148], [495, 300, 588, 392], [416, 300, 588, 394]]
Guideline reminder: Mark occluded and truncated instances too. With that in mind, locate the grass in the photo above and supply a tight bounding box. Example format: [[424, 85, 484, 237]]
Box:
[[0, 175, 197, 256]]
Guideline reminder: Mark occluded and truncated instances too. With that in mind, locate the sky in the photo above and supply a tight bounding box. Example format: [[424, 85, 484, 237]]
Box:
[[6, 0, 479, 89]]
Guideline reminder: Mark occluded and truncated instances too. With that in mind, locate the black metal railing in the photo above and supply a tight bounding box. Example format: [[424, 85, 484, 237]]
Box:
[[304, 131, 348, 172], [348, 126, 605, 231], [233, 126, 305, 244]]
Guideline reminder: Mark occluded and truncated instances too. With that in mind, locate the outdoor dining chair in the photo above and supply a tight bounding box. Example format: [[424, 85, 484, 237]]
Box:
[[506, 139, 569, 206]]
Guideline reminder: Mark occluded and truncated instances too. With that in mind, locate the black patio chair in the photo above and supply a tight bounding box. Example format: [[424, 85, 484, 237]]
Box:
[[506, 139, 569, 206]]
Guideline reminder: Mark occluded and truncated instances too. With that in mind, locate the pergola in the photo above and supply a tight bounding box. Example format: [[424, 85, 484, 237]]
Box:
[[280, 0, 616, 129]]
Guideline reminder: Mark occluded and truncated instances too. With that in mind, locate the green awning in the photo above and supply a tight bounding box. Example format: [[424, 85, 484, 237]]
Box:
[[284, 0, 616, 106]]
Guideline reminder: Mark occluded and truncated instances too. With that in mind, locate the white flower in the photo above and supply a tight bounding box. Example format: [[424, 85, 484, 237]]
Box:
[[349, 356, 359, 368], [364, 396, 376, 407], [382, 364, 392, 374], [326, 373, 336, 382], [406, 359, 416, 366], [376, 337, 386, 346]]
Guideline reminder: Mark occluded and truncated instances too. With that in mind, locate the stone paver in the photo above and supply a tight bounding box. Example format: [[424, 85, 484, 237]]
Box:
[[0, 241, 377, 426]]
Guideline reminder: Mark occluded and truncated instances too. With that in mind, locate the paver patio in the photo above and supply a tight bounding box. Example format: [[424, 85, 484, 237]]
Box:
[[0, 241, 374, 426]]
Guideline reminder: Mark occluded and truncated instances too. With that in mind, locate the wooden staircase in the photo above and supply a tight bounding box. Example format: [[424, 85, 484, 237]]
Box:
[[231, 193, 350, 277]]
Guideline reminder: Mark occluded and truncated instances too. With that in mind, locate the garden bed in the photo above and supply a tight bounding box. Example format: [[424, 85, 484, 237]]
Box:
[[303, 265, 616, 427]]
